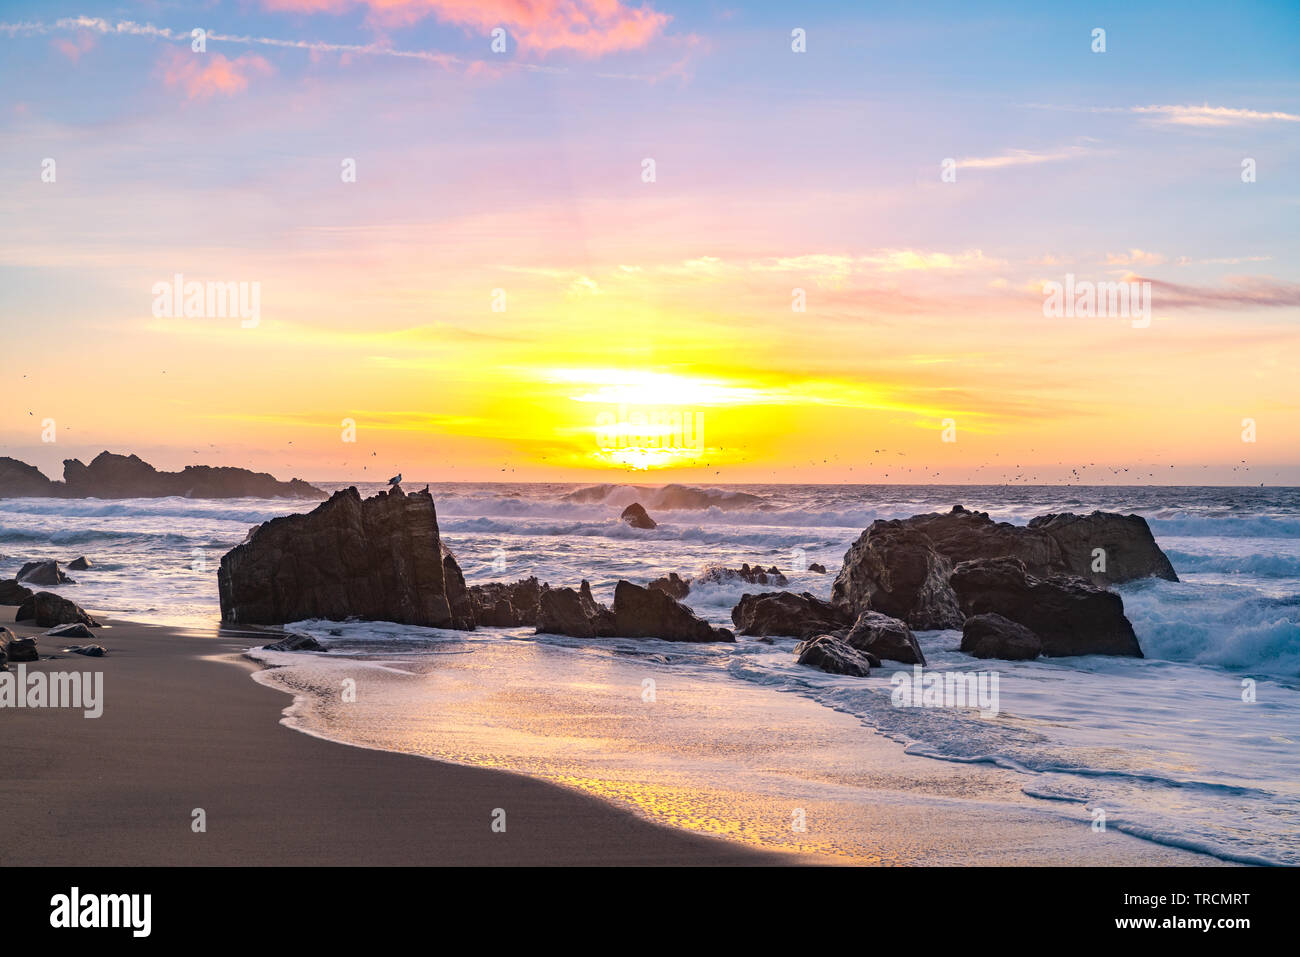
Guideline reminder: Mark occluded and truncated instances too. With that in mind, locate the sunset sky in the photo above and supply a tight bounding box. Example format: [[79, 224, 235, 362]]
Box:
[[1, 0, 1298, 485]]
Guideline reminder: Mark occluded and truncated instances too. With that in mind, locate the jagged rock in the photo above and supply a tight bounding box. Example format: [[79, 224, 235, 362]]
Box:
[[620, 503, 657, 529], [441, 544, 476, 629], [949, 557, 1142, 657], [831, 523, 962, 630], [16, 592, 101, 628], [960, 613, 1042, 661], [217, 485, 474, 629], [695, 563, 788, 588], [64, 644, 107, 657], [45, 622, 94, 640], [611, 580, 734, 643], [647, 572, 690, 600], [0, 580, 34, 605], [808, 563, 827, 574], [536, 581, 616, 638], [0, 457, 57, 497], [17, 560, 76, 586], [794, 634, 878, 677], [1026, 511, 1178, 583], [61, 451, 324, 499], [2, 631, 39, 662], [470, 577, 546, 627], [730, 591, 853, 640], [844, 610, 926, 665], [66, 556, 92, 571], [263, 633, 323, 652]]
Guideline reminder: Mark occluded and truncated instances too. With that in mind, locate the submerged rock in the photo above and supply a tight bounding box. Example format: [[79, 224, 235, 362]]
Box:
[[695, 563, 788, 588], [66, 556, 92, 571], [844, 610, 926, 665], [17, 560, 76, 586], [949, 557, 1142, 657], [217, 485, 475, 630], [960, 613, 1042, 661], [16, 592, 101, 628], [794, 634, 878, 677], [263, 633, 323, 652], [620, 502, 657, 529], [730, 591, 853, 640]]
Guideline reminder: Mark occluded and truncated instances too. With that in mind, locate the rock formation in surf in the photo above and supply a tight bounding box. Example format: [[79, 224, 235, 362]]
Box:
[[218, 485, 475, 629]]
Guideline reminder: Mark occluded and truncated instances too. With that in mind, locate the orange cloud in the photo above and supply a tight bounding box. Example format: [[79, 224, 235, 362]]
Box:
[[159, 48, 274, 99], [260, 0, 670, 55]]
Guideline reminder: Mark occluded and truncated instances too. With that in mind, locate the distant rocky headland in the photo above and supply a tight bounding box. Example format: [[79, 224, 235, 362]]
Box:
[[0, 451, 323, 500]]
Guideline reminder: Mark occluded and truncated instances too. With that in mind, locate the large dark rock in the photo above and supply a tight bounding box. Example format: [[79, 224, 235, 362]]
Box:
[[217, 485, 475, 629], [470, 577, 546, 627], [619, 503, 657, 529], [949, 557, 1142, 657], [831, 523, 962, 629], [61, 451, 323, 499], [15, 592, 101, 628], [0, 457, 56, 497], [730, 591, 853, 640], [1026, 511, 1178, 584], [611, 580, 733, 643], [0, 580, 34, 605], [794, 634, 878, 677], [647, 572, 690, 600], [960, 613, 1042, 661], [844, 610, 926, 665], [536, 581, 616, 638], [17, 560, 75, 586]]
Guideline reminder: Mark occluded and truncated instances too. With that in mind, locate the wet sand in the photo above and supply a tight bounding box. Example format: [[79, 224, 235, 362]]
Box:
[[0, 611, 781, 865]]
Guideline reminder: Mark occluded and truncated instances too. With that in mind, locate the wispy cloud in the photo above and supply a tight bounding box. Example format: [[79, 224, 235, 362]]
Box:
[[1138, 275, 1300, 309], [956, 145, 1091, 170], [1024, 102, 1300, 126]]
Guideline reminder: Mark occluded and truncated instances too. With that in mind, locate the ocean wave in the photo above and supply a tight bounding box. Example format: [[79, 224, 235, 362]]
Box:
[[1149, 515, 1300, 539], [562, 483, 767, 510], [0, 526, 199, 546], [1165, 548, 1300, 578]]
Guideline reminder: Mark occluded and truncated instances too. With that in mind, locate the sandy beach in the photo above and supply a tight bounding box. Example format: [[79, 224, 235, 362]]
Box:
[[1, 604, 1229, 866], [0, 609, 782, 866]]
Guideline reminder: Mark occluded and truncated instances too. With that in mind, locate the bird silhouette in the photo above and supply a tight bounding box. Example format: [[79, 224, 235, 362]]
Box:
[[388, 473, 402, 486]]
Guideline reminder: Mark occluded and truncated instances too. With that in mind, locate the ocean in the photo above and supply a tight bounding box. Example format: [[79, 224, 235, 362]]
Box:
[[3, 482, 1298, 864]]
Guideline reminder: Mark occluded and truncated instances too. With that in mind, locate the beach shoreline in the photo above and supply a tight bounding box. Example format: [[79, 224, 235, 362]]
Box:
[[1, 606, 1230, 866]]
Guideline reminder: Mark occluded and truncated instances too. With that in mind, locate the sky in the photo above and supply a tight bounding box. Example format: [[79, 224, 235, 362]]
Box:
[[0, 0, 1297, 485]]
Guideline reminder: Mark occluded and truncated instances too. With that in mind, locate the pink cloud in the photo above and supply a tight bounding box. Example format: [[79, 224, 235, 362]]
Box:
[[159, 49, 275, 99], [53, 31, 96, 63], [260, 0, 671, 55]]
